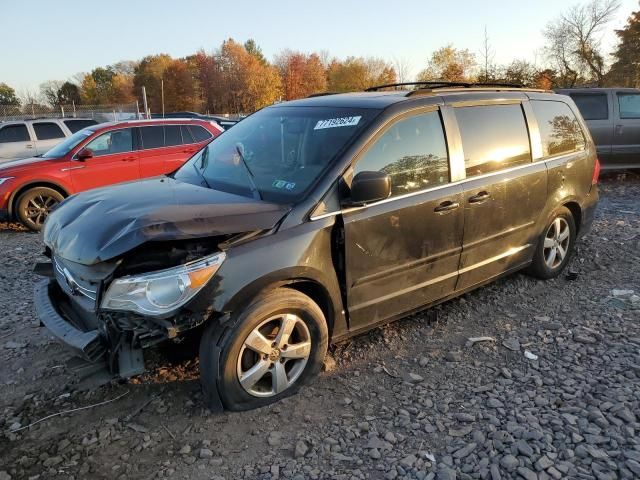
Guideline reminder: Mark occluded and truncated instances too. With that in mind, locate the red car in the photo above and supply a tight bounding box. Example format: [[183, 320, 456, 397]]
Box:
[[0, 119, 223, 230]]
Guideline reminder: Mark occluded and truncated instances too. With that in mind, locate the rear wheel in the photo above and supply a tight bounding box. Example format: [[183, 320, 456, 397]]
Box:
[[200, 288, 328, 411], [527, 206, 576, 279], [16, 187, 65, 231]]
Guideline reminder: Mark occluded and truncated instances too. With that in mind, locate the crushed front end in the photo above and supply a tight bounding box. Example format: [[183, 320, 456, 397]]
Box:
[[34, 240, 225, 379]]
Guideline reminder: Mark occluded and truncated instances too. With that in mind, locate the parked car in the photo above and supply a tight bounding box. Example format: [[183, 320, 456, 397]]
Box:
[[34, 83, 599, 411], [151, 111, 239, 130], [0, 118, 98, 162], [556, 87, 640, 169], [0, 118, 223, 230]]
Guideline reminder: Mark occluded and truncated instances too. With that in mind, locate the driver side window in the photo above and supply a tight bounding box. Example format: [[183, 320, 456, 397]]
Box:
[[354, 111, 449, 197], [84, 129, 133, 157]]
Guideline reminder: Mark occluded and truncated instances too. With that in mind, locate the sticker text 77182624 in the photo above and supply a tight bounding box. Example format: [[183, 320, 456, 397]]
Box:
[[314, 116, 362, 130]]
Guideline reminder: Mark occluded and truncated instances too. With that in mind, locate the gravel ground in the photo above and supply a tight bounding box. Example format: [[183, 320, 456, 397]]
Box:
[[0, 174, 639, 480]]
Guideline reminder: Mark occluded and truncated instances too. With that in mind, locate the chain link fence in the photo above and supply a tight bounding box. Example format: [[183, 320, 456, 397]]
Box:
[[0, 103, 140, 123]]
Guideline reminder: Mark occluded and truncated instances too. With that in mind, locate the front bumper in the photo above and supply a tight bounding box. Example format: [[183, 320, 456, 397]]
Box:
[[34, 279, 106, 362]]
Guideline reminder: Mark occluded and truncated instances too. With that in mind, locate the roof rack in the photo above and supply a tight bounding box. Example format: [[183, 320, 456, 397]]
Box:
[[307, 92, 340, 98], [366, 81, 526, 93]]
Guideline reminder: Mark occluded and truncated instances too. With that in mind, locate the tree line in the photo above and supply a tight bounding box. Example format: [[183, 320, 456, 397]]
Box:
[[1, 0, 638, 114]]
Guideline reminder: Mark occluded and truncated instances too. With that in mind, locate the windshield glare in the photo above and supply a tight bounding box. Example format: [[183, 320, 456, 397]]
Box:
[[174, 106, 376, 203], [41, 129, 94, 158]]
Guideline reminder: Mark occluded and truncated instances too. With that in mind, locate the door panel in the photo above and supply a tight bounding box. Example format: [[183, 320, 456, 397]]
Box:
[[0, 124, 35, 160], [344, 185, 464, 328], [343, 109, 463, 329], [453, 103, 536, 290], [612, 91, 640, 167], [70, 128, 140, 192]]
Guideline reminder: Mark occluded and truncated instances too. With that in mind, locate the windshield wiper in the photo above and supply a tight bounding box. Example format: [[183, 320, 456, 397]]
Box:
[[235, 144, 262, 200], [193, 147, 212, 188]]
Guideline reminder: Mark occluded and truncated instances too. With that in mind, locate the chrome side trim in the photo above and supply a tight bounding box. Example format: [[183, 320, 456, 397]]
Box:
[[310, 161, 543, 221], [458, 244, 531, 274]]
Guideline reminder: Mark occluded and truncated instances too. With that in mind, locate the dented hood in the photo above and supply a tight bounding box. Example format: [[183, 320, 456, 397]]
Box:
[[43, 177, 291, 265]]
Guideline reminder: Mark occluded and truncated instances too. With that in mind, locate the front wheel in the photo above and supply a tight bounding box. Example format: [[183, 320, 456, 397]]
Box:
[[527, 206, 576, 279], [16, 187, 64, 231], [200, 288, 328, 411]]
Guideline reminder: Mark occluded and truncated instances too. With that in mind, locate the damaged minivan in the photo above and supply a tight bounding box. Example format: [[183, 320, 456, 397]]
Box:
[[35, 83, 599, 411]]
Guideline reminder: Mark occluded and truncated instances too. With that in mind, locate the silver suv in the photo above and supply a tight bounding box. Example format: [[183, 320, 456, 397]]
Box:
[[0, 118, 98, 162]]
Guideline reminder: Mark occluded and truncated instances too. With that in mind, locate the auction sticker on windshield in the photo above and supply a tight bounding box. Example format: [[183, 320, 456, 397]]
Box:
[[314, 116, 361, 130]]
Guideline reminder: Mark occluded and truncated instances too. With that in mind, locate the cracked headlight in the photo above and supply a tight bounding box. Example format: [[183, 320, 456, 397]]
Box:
[[101, 252, 225, 316]]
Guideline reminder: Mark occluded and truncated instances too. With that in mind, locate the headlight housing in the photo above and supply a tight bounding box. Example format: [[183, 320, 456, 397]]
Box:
[[101, 252, 225, 316], [0, 177, 14, 186]]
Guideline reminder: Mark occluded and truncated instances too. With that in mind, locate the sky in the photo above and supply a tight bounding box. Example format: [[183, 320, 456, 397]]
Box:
[[1, 0, 638, 93]]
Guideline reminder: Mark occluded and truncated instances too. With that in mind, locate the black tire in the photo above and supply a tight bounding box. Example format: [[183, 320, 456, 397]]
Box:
[[199, 288, 328, 411], [527, 206, 576, 280], [16, 187, 64, 232]]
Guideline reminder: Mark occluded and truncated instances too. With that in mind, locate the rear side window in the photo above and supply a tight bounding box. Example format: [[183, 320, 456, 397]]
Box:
[[140, 126, 164, 149], [354, 111, 449, 197], [456, 104, 531, 177], [570, 94, 608, 120], [188, 125, 212, 143], [617, 93, 640, 119], [164, 125, 182, 146], [531, 100, 586, 157], [63, 119, 97, 133], [33, 122, 65, 140], [0, 124, 30, 143]]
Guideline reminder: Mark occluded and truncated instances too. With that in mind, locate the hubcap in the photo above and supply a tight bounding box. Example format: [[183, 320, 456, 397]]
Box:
[[236, 313, 311, 398], [24, 194, 59, 227], [543, 217, 570, 269]]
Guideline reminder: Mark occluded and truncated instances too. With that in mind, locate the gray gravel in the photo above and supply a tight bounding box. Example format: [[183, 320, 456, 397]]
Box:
[[0, 174, 639, 480]]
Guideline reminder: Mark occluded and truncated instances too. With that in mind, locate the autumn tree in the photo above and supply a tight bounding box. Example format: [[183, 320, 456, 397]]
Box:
[[0, 83, 20, 105], [216, 39, 281, 112], [244, 39, 268, 66], [477, 27, 499, 83], [327, 57, 396, 92], [275, 50, 327, 99], [608, 6, 640, 87], [162, 59, 200, 111], [500, 60, 539, 86], [133, 54, 173, 112], [544, 0, 620, 86], [418, 45, 477, 82], [188, 50, 221, 113]]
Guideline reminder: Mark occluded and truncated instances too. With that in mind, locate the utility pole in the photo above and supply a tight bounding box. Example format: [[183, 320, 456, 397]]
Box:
[[142, 86, 149, 119], [161, 79, 165, 118]]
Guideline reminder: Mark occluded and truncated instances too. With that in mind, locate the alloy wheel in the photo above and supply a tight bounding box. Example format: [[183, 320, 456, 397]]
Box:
[[23, 193, 59, 227], [543, 217, 570, 269], [236, 313, 311, 398]]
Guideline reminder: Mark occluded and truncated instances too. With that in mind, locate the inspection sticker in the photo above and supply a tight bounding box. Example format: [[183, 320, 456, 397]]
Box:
[[272, 180, 296, 190], [314, 116, 361, 130]]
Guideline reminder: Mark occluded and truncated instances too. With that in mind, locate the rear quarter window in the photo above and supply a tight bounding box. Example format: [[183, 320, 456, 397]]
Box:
[[531, 100, 586, 157], [188, 125, 212, 143]]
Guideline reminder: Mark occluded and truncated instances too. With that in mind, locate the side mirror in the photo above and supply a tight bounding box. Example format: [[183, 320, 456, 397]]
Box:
[[76, 148, 93, 161], [349, 171, 391, 205]]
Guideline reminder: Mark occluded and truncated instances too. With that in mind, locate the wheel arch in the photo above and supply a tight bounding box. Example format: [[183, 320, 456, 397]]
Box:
[[8, 180, 70, 218], [562, 200, 582, 234]]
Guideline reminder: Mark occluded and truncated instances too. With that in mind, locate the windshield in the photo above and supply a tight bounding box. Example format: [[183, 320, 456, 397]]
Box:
[[41, 128, 94, 158], [174, 106, 377, 203]]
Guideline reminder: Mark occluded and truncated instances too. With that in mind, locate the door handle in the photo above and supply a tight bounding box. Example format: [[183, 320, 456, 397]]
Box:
[[468, 191, 491, 203], [615, 124, 624, 135], [121, 156, 136, 162], [25, 144, 34, 149], [434, 201, 460, 213], [182, 149, 195, 154]]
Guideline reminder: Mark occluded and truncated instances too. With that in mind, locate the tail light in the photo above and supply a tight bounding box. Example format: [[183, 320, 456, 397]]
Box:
[[591, 158, 601, 185]]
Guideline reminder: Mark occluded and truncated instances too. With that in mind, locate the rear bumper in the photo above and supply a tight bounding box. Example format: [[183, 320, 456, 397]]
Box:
[[34, 279, 106, 362], [579, 188, 599, 238]]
